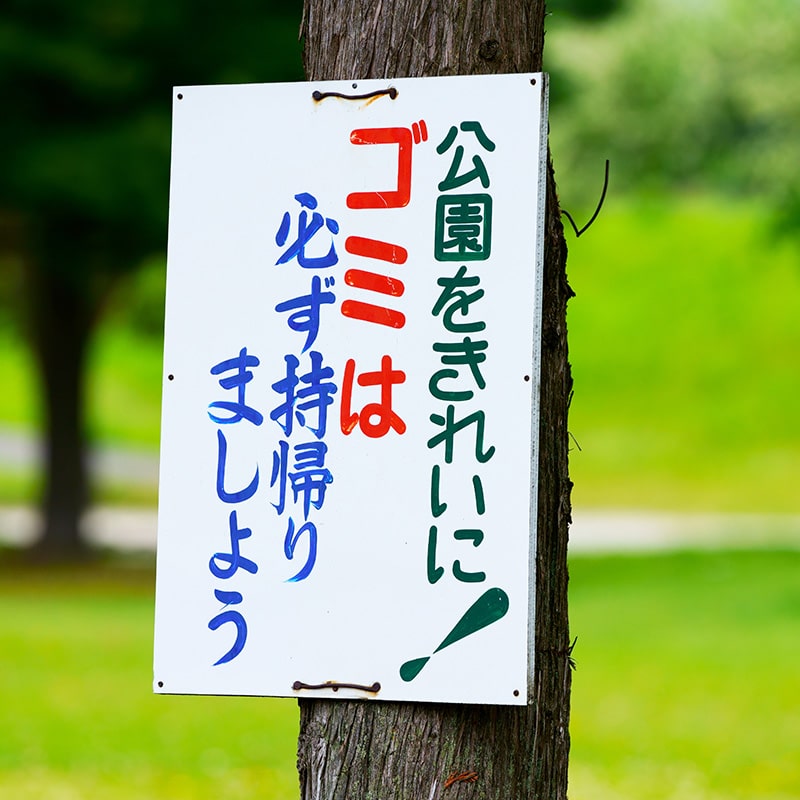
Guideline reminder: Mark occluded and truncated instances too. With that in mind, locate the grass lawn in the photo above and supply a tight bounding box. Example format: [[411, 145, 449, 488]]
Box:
[[568, 549, 800, 799], [565, 194, 800, 513], [0, 556, 299, 800], [0, 548, 797, 799]]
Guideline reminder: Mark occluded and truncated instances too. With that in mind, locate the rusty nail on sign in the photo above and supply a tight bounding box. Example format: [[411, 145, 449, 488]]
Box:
[[292, 680, 382, 694], [312, 87, 398, 102]]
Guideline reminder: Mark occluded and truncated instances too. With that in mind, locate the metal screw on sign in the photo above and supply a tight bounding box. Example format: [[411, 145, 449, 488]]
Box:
[[561, 159, 610, 237]]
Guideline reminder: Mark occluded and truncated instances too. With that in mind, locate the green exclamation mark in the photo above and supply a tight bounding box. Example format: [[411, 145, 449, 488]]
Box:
[[400, 587, 509, 681]]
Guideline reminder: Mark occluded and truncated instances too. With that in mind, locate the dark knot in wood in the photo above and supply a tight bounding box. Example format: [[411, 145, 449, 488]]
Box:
[[478, 39, 500, 61]]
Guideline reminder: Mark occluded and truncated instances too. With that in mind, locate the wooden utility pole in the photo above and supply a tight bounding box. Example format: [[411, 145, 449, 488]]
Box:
[[298, 2, 573, 797]]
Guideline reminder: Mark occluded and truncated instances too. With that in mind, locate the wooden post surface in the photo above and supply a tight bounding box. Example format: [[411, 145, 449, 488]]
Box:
[[298, 3, 573, 797]]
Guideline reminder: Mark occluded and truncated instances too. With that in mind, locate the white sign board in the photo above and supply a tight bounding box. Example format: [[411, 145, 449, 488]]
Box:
[[154, 73, 548, 705]]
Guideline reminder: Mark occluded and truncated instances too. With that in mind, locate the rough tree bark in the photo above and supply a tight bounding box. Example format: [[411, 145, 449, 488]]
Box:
[[298, 2, 573, 797]]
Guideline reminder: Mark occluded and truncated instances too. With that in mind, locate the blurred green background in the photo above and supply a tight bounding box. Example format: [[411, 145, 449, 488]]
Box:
[[1, 0, 798, 797]]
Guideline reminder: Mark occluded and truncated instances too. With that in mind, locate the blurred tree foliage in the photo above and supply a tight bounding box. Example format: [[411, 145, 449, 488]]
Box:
[[1, 0, 628, 562], [547, 0, 800, 225], [554, 0, 627, 21], [0, 0, 304, 558]]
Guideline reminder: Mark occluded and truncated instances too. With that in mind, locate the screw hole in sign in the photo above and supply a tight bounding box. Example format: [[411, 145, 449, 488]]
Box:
[[524, 375, 530, 382], [168, 374, 174, 381], [158, 681, 164, 688], [177, 93, 183, 100]]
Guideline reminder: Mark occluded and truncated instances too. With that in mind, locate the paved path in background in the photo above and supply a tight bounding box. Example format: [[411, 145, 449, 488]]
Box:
[[0, 424, 160, 551], [2, 505, 799, 553], [0, 425, 159, 487], [2, 425, 800, 553]]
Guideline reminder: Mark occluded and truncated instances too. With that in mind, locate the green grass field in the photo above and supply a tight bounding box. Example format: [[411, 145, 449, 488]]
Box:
[[0, 556, 299, 800], [569, 549, 800, 799], [1, 549, 797, 799], [565, 194, 800, 512], [0, 195, 797, 796]]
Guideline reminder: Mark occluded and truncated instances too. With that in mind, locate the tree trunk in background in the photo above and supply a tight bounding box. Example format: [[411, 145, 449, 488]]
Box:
[[298, 1, 573, 797], [26, 248, 94, 561]]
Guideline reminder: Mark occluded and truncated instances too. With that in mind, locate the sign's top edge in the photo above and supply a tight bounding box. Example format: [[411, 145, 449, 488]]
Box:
[[172, 72, 547, 93]]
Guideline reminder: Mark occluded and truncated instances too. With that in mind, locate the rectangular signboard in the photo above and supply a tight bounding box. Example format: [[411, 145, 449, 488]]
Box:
[[154, 73, 548, 705]]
